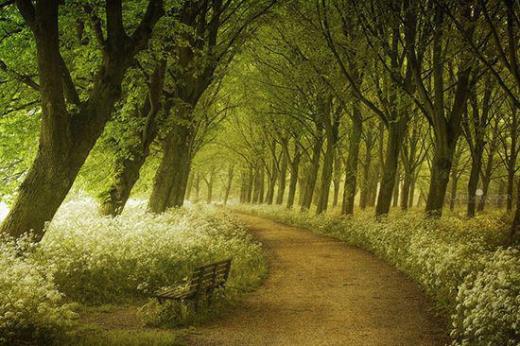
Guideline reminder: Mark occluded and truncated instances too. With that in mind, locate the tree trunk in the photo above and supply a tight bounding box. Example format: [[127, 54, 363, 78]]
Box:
[[252, 166, 260, 204], [186, 172, 194, 201], [375, 124, 403, 216], [408, 175, 416, 208], [101, 60, 167, 216], [497, 180, 506, 209], [449, 173, 459, 211], [206, 170, 215, 204], [478, 174, 492, 211], [276, 149, 288, 205], [478, 126, 499, 211], [239, 172, 247, 204], [298, 172, 307, 207], [368, 123, 385, 208], [506, 170, 515, 211], [193, 173, 201, 203], [466, 153, 482, 217], [258, 167, 265, 204], [223, 166, 234, 206], [404, 2, 472, 218], [317, 135, 334, 214], [392, 168, 400, 208], [342, 112, 362, 215], [301, 129, 323, 211], [265, 156, 278, 205], [400, 172, 412, 210], [426, 149, 455, 216], [246, 167, 254, 203], [0, 0, 163, 240], [359, 147, 372, 210], [511, 180, 520, 242], [286, 144, 301, 209], [148, 114, 194, 212], [332, 150, 342, 208]]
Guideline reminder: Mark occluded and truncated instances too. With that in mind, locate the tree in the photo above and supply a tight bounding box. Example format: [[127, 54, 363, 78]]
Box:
[[0, 0, 163, 240], [148, 0, 277, 213], [100, 59, 167, 216], [403, 0, 477, 216]]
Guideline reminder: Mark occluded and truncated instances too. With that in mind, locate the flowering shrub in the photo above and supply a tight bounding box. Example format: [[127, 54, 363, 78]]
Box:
[[0, 199, 266, 345], [36, 199, 266, 304], [237, 205, 518, 346], [451, 248, 520, 345], [0, 236, 76, 345]]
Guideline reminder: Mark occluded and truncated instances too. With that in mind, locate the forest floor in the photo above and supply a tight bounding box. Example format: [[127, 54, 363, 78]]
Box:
[[186, 213, 448, 346], [78, 213, 448, 345]]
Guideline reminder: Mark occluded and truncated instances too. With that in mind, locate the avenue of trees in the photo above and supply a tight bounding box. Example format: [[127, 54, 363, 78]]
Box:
[[0, 0, 276, 240], [188, 0, 520, 241], [0, 0, 519, 243]]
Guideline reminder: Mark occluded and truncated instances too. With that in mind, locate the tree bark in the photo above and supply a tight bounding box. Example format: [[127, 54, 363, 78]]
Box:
[[408, 175, 416, 208], [466, 154, 482, 217], [342, 109, 362, 215], [392, 168, 400, 208], [359, 147, 372, 210], [400, 172, 412, 210], [332, 149, 342, 208], [316, 135, 334, 214], [375, 124, 404, 216], [194, 173, 201, 203], [301, 127, 324, 211], [286, 142, 301, 209], [506, 169, 516, 211], [276, 148, 288, 205], [427, 147, 457, 215], [186, 172, 194, 201], [205, 169, 215, 204], [148, 110, 195, 212], [101, 60, 167, 216], [265, 147, 279, 205], [449, 172, 460, 211], [258, 167, 265, 204], [246, 167, 254, 203], [511, 180, 520, 242], [317, 102, 339, 215], [223, 166, 234, 206]]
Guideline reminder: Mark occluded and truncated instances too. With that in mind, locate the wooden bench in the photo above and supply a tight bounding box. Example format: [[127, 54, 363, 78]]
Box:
[[155, 259, 232, 308]]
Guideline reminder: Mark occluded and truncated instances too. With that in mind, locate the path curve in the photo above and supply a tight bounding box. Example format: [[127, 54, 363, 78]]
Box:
[[187, 214, 447, 346]]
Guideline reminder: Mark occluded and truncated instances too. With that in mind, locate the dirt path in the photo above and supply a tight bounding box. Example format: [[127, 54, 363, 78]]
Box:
[[187, 214, 447, 346]]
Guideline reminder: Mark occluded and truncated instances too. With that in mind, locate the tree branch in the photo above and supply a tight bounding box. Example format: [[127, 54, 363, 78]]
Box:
[[130, 0, 165, 54], [0, 59, 39, 90]]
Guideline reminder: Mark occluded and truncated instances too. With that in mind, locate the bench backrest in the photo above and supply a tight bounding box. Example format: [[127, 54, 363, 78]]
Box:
[[189, 258, 232, 294]]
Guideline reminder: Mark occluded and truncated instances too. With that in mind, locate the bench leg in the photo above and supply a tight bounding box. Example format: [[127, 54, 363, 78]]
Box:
[[207, 289, 215, 307], [192, 297, 199, 312]]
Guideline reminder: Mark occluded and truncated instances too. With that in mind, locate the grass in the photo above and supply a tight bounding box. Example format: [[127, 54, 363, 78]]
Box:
[[0, 200, 267, 345], [65, 328, 181, 346]]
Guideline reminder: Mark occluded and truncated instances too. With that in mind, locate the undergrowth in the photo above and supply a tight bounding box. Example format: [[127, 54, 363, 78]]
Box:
[[236, 205, 519, 346], [0, 199, 266, 345]]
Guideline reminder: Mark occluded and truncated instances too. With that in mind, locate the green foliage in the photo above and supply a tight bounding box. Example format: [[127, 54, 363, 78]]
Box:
[[69, 328, 178, 346], [452, 248, 520, 345], [0, 236, 77, 345], [238, 205, 518, 346], [0, 200, 266, 345]]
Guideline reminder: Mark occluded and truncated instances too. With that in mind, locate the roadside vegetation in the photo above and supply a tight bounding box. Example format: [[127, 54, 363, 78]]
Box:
[[237, 205, 519, 346], [0, 200, 266, 345]]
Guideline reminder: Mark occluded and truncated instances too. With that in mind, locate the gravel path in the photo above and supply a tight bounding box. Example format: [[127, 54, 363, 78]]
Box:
[[187, 214, 447, 346]]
